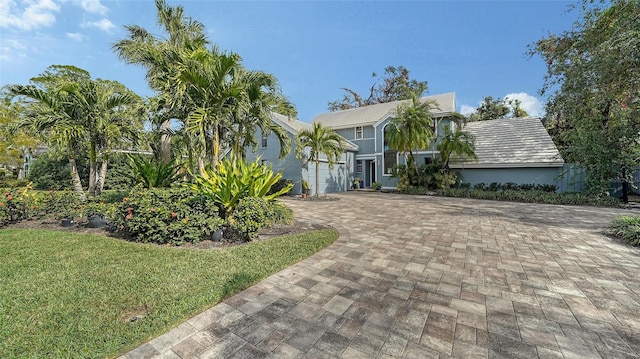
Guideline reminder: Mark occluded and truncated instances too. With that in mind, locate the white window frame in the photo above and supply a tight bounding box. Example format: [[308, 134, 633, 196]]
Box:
[[354, 126, 363, 140]]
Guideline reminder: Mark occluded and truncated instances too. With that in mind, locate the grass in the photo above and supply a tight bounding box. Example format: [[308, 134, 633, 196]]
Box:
[[606, 215, 640, 246], [0, 228, 338, 358]]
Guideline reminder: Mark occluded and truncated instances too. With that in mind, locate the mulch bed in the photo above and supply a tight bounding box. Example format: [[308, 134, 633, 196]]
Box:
[[2, 218, 331, 250]]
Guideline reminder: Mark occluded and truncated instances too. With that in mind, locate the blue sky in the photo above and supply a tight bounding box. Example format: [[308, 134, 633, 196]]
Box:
[[0, 0, 578, 121]]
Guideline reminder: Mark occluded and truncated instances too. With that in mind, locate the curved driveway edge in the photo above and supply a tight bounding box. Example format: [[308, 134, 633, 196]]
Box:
[[121, 192, 640, 359]]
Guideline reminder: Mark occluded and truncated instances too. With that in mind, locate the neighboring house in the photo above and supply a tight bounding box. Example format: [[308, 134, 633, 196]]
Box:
[[450, 117, 565, 187], [312, 93, 458, 189], [245, 112, 358, 195]]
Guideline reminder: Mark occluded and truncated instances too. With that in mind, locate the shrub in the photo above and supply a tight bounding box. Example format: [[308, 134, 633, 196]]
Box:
[[464, 182, 557, 192], [126, 155, 181, 188], [437, 188, 620, 207], [108, 187, 223, 245], [27, 151, 89, 190], [192, 158, 293, 218], [607, 216, 640, 246], [41, 190, 83, 220], [268, 178, 293, 196], [0, 183, 45, 225], [226, 197, 294, 241]]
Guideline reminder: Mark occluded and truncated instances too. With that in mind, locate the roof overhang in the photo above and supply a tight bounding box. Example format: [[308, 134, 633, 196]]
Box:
[[450, 162, 565, 169]]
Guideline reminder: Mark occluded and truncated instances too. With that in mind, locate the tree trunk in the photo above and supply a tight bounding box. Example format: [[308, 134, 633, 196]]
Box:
[[89, 142, 97, 197], [197, 156, 206, 175], [315, 159, 320, 197], [212, 125, 220, 169], [160, 119, 172, 164], [96, 158, 108, 196], [68, 155, 86, 202]]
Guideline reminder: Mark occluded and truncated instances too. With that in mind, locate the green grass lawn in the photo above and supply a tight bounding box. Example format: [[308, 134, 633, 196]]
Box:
[[0, 229, 338, 358]]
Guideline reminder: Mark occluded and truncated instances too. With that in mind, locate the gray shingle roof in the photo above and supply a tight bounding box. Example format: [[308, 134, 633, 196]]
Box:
[[270, 112, 359, 152], [311, 92, 456, 130], [450, 117, 564, 168]]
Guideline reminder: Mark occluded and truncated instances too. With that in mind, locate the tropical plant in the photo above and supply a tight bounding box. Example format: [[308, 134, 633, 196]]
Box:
[[126, 155, 180, 188], [191, 157, 292, 218], [387, 91, 436, 181], [438, 124, 478, 169], [8, 65, 142, 199], [296, 123, 346, 197], [607, 216, 640, 246]]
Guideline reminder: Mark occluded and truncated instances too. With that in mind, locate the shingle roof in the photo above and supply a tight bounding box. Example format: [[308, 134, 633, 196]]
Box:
[[311, 92, 456, 130], [450, 117, 564, 168], [270, 112, 359, 152]]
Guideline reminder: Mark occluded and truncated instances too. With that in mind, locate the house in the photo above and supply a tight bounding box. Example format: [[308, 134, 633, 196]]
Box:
[[312, 92, 458, 189], [450, 117, 565, 187], [245, 112, 358, 195]]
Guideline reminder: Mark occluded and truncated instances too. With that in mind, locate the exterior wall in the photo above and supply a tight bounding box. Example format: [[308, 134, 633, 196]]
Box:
[[302, 151, 353, 194], [336, 127, 375, 154], [454, 167, 562, 188], [246, 130, 303, 194]]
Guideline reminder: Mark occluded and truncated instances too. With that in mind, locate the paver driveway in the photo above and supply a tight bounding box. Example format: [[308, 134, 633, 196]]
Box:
[[122, 192, 640, 359]]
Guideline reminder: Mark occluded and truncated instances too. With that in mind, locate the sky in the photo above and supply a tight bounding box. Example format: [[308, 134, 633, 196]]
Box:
[[0, 0, 580, 122]]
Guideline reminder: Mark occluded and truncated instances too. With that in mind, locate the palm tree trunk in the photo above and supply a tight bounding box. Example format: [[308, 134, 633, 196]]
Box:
[[89, 142, 97, 196], [315, 159, 320, 197], [96, 157, 108, 196], [68, 155, 86, 202], [160, 119, 172, 164], [197, 156, 206, 175], [212, 125, 220, 168]]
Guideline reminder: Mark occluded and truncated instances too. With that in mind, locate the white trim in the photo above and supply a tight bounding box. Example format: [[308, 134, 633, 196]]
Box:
[[355, 154, 376, 160], [354, 126, 363, 140], [351, 137, 375, 141]]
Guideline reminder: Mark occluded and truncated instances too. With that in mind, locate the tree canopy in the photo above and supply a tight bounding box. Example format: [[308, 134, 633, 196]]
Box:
[[531, 0, 640, 194], [328, 66, 428, 111], [467, 96, 528, 122]]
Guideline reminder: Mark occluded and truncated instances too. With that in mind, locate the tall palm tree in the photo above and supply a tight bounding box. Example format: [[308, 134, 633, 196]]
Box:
[[296, 123, 346, 197], [227, 69, 292, 161], [438, 124, 477, 169], [113, 0, 208, 163], [388, 92, 436, 179]]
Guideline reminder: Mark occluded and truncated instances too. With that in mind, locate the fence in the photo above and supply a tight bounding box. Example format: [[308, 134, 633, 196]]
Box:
[[556, 163, 640, 195]]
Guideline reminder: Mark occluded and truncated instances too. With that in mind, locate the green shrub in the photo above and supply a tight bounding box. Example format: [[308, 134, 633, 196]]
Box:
[[108, 187, 223, 245], [436, 188, 620, 207], [192, 158, 293, 218], [97, 190, 129, 204], [268, 178, 293, 196], [465, 182, 557, 192], [607, 216, 640, 246], [0, 184, 45, 225], [41, 190, 83, 219], [226, 197, 293, 241], [0, 178, 30, 188], [27, 151, 90, 190], [126, 155, 181, 188]]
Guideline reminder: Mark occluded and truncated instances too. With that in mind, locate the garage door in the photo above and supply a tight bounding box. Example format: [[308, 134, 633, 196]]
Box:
[[307, 161, 348, 194]]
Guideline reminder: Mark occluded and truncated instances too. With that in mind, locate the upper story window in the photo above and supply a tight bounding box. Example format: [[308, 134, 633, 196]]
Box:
[[261, 133, 268, 148], [354, 126, 363, 140]]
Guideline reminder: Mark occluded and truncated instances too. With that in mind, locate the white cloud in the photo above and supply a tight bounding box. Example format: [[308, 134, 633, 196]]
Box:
[[7, 39, 27, 49], [504, 92, 545, 117], [78, 0, 106, 15], [0, 0, 61, 30], [81, 17, 113, 32], [66, 31, 85, 41], [459, 104, 476, 116]]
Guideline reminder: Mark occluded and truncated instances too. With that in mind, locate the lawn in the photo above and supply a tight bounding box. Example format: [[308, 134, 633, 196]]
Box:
[[0, 228, 338, 358]]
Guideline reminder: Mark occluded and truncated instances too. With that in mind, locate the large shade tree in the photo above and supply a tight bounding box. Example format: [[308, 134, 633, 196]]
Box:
[[467, 96, 528, 122], [296, 123, 346, 197], [531, 0, 640, 196], [328, 66, 428, 111]]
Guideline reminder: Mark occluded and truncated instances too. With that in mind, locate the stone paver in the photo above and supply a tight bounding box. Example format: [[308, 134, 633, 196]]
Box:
[[120, 192, 640, 358]]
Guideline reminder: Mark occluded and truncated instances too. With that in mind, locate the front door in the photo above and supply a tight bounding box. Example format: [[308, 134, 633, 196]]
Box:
[[369, 161, 376, 187]]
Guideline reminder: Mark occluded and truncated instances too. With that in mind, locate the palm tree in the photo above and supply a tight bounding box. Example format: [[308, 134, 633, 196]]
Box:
[[227, 69, 292, 162], [438, 124, 477, 169], [387, 92, 436, 179], [9, 82, 88, 200], [296, 123, 346, 197], [113, 0, 208, 163]]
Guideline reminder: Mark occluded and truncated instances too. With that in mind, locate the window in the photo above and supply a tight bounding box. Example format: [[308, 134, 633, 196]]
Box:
[[354, 126, 363, 140], [383, 125, 397, 175], [261, 133, 268, 148], [356, 160, 363, 173]]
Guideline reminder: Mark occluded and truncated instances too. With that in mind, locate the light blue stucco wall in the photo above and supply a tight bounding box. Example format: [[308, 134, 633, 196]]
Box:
[[246, 130, 303, 194], [454, 167, 562, 188]]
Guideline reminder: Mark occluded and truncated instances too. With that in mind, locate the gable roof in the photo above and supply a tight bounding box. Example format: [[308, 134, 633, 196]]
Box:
[[311, 92, 456, 130], [450, 117, 564, 169], [270, 112, 359, 152]]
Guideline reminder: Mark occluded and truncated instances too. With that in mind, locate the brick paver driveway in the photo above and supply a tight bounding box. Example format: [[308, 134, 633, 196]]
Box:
[[122, 192, 640, 359]]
